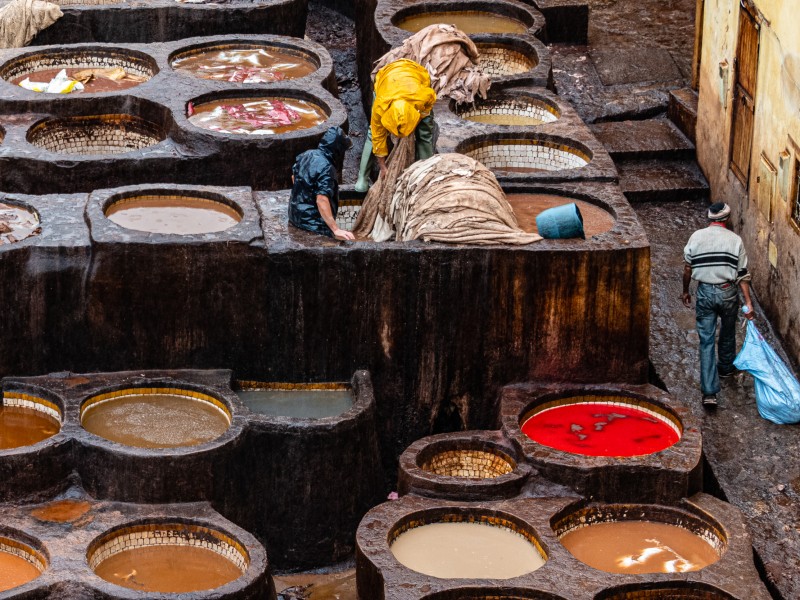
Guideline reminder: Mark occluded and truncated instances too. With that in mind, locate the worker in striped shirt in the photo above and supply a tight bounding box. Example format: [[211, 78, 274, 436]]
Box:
[[682, 202, 754, 408]]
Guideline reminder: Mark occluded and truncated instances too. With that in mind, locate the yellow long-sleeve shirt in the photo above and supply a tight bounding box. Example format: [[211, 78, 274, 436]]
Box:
[[370, 59, 436, 157]]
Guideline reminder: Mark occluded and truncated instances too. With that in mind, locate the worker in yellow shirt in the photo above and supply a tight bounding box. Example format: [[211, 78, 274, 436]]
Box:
[[355, 59, 437, 192]]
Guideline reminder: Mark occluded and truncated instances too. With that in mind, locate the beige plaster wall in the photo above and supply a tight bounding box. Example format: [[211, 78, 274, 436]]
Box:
[[696, 0, 800, 365]]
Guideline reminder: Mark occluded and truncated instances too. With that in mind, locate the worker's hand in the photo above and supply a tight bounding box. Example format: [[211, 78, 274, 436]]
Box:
[[376, 156, 388, 180], [744, 303, 755, 320], [681, 292, 692, 308], [333, 228, 355, 241]]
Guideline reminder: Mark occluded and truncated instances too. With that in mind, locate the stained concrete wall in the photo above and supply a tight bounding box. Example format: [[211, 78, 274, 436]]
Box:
[[695, 0, 800, 366]]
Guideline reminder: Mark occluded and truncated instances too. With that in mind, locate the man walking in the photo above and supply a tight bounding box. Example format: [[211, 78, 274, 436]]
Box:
[[682, 202, 755, 408]]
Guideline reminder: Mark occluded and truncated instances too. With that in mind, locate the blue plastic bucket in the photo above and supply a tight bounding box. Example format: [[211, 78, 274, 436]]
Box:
[[535, 202, 585, 239]]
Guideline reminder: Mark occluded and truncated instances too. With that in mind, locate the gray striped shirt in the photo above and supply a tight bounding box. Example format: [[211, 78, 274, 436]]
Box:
[[683, 225, 751, 284]]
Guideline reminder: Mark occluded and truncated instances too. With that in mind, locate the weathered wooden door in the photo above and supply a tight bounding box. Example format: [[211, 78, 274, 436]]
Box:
[[730, 4, 759, 185]]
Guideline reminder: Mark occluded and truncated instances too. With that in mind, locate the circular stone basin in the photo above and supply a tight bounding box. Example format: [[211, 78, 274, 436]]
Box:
[[27, 114, 164, 155], [454, 95, 559, 126], [390, 516, 545, 579], [424, 590, 563, 600], [0, 535, 46, 592], [463, 138, 591, 173], [89, 522, 248, 593], [521, 395, 681, 457], [105, 192, 242, 235], [188, 96, 327, 135], [477, 43, 538, 77], [80, 387, 231, 449], [420, 446, 515, 479], [234, 382, 353, 419], [505, 194, 614, 238], [557, 507, 724, 574], [0, 202, 39, 246], [0, 392, 61, 450], [1, 48, 156, 94], [395, 11, 529, 34], [597, 584, 735, 600], [171, 44, 317, 83]]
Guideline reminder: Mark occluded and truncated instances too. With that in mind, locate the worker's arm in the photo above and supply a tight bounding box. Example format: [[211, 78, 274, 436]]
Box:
[[316, 195, 354, 241], [370, 105, 390, 179], [739, 280, 755, 320], [681, 263, 692, 307]]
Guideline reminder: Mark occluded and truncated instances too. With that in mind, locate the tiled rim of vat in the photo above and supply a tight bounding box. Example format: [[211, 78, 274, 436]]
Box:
[[1, 388, 62, 449], [101, 189, 244, 235], [86, 519, 261, 596], [79, 385, 233, 449], [518, 392, 684, 456], [168, 39, 322, 81], [387, 507, 548, 575], [26, 113, 167, 156], [183, 87, 338, 140], [0, 526, 49, 592], [87, 184, 263, 244], [0, 196, 41, 247], [398, 431, 531, 500], [550, 502, 728, 570], [456, 133, 593, 174], [233, 380, 355, 421], [385, 0, 546, 40], [0, 46, 158, 89], [450, 91, 561, 126], [595, 581, 738, 600], [421, 588, 566, 600], [232, 370, 374, 426]]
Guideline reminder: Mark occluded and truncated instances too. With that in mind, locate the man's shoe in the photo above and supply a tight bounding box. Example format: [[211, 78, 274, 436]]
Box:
[[702, 394, 718, 409], [719, 369, 738, 379]]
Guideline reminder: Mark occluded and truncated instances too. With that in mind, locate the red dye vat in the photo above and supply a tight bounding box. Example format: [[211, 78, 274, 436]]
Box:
[[521, 402, 680, 457]]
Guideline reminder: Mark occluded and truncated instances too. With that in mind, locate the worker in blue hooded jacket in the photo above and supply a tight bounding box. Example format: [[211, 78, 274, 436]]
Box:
[[288, 126, 354, 240]]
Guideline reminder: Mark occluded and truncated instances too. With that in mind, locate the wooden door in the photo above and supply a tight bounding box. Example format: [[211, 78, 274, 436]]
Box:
[[730, 4, 759, 185]]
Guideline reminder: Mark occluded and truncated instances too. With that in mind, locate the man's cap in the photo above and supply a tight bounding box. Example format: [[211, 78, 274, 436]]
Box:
[[708, 202, 731, 221]]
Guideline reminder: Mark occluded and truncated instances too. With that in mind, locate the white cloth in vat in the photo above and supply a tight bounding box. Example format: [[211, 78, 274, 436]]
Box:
[[0, 0, 62, 48]]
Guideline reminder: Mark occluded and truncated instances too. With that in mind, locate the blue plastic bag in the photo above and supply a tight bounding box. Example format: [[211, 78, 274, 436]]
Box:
[[734, 321, 800, 424]]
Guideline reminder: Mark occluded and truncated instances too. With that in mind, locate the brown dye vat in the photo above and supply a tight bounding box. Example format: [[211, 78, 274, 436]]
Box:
[[396, 12, 529, 34], [81, 393, 229, 448], [30, 500, 91, 523], [0, 203, 39, 245], [188, 97, 326, 135], [506, 194, 614, 238], [0, 550, 40, 592], [94, 545, 241, 593], [468, 113, 546, 126], [105, 194, 241, 235], [0, 406, 59, 449], [11, 68, 144, 93], [391, 522, 544, 579], [273, 570, 356, 599], [560, 521, 720, 574], [421, 449, 515, 479], [172, 48, 316, 83]]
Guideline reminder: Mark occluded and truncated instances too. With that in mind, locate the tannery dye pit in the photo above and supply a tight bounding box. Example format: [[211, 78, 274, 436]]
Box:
[[394, 12, 530, 34], [29, 500, 91, 523], [188, 96, 327, 135], [559, 520, 720, 574], [234, 383, 353, 419], [0, 540, 42, 592], [0, 202, 39, 245], [0, 393, 60, 450], [506, 194, 614, 237], [390, 520, 545, 579], [171, 46, 317, 83], [105, 193, 242, 234], [80, 389, 230, 448]]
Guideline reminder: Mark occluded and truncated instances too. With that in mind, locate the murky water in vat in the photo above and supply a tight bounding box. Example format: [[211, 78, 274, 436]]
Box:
[[188, 97, 326, 135], [0, 203, 39, 246], [521, 402, 680, 457], [94, 545, 241, 592], [391, 522, 544, 579], [30, 499, 91, 523], [0, 406, 59, 449], [105, 196, 241, 235], [236, 389, 352, 419], [0, 551, 40, 592], [172, 48, 316, 83], [81, 394, 229, 448], [506, 194, 615, 238], [11, 68, 144, 93], [466, 112, 550, 126], [397, 12, 529, 34], [560, 521, 720, 574]]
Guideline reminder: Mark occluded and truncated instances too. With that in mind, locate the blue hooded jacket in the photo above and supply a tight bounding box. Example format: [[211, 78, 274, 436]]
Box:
[[288, 126, 349, 237]]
